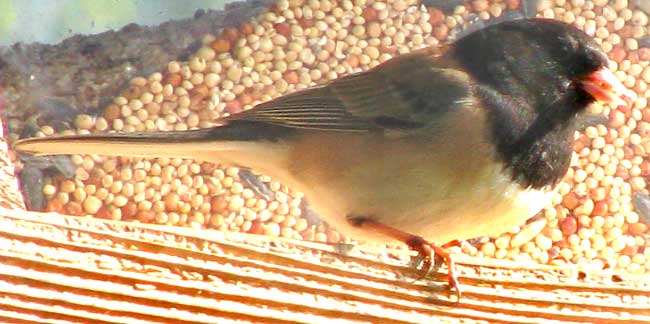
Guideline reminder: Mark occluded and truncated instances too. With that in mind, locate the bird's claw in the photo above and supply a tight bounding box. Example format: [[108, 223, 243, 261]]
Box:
[[407, 236, 462, 302], [345, 217, 462, 301]]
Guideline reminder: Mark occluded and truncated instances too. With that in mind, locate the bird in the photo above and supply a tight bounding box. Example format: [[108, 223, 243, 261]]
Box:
[[14, 18, 636, 301]]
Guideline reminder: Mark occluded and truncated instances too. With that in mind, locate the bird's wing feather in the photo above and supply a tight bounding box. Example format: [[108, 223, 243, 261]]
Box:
[[226, 47, 473, 132]]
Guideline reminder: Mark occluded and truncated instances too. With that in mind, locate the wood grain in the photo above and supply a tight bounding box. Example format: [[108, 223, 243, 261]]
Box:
[[0, 208, 649, 324]]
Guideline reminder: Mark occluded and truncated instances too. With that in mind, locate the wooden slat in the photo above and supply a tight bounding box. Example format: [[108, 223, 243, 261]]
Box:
[[0, 137, 24, 210], [0, 208, 649, 324]]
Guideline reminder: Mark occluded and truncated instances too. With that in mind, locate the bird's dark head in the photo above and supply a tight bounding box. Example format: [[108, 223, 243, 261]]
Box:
[[452, 18, 635, 114], [451, 18, 636, 189]]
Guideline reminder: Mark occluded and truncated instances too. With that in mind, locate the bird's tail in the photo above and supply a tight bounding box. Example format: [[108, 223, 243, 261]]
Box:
[[15, 128, 215, 159], [13, 121, 294, 162]]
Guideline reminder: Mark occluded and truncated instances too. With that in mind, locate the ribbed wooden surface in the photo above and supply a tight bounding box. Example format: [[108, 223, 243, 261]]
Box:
[[0, 137, 24, 210], [1, 208, 649, 324]]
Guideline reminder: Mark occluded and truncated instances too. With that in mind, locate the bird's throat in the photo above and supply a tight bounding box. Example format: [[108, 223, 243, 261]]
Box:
[[475, 85, 577, 189]]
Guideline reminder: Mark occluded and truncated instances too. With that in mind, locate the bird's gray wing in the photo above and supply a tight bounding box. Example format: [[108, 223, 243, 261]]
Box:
[[226, 47, 473, 132]]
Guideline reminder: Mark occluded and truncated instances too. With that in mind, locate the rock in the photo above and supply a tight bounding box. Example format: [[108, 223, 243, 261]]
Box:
[[19, 166, 45, 211], [633, 192, 650, 223], [421, 0, 464, 15], [521, 0, 539, 18], [638, 36, 650, 48], [632, 0, 650, 14]]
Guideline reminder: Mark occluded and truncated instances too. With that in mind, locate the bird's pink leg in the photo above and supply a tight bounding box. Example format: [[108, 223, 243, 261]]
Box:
[[347, 216, 461, 301]]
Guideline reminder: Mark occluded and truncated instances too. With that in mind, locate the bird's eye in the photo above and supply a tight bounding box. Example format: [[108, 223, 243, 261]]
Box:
[[560, 35, 579, 53]]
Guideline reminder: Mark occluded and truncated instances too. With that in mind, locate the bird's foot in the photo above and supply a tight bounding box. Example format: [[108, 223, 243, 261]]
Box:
[[406, 236, 461, 302], [346, 216, 461, 301]]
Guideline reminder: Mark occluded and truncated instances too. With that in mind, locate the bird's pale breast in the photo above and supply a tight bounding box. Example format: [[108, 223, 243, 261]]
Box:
[[284, 103, 554, 244]]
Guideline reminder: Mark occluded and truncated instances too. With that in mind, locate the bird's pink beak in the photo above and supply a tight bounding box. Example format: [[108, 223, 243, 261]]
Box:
[[580, 67, 637, 107]]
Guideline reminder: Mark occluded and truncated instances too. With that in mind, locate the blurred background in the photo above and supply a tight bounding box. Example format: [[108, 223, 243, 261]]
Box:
[[0, 0, 231, 46]]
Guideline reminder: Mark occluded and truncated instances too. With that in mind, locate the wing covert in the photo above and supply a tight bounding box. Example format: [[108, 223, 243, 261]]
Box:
[[226, 47, 473, 132]]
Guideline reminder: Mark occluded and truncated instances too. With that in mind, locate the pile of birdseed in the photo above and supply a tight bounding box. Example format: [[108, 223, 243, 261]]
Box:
[[0, 1, 272, 139], [7, 0, 650, 274]]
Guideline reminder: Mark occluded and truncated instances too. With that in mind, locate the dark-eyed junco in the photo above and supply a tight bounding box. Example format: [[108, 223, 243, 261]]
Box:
[[14, 18, 635, 300]]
